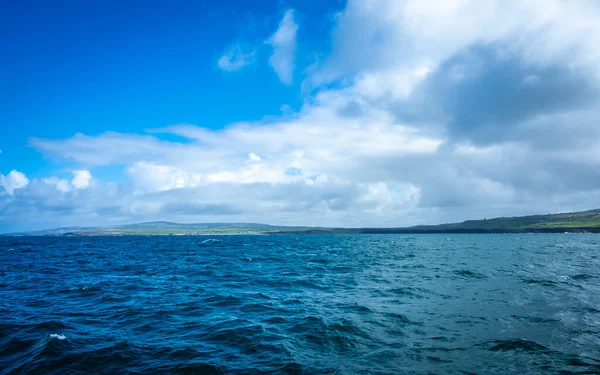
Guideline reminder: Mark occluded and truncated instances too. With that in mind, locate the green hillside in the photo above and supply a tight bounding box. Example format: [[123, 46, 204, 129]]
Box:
[[5, 209, 600, 236], [409, 209, 600, 232]]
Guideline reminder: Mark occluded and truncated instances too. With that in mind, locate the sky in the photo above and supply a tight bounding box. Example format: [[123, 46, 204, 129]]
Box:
[[2, 0, 600, 232]]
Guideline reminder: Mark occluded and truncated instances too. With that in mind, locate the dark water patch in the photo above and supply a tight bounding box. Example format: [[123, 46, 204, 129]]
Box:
[[383, 312, 422, 327], [339, 303, 372, 313], [429, 336, 450, 341], [566, 356, 600, 371], [0, 337, 38, 357], [487, 339, 550, 353], [426, 355, 453, 363], [583, 307, 600, 314], [290, 316, 371, 351], [416, 346, 466, 353], [523, 278, 560, 287], [308, 257, 329, 264], [150, 363, 224, 375], [262, 316, 288, 324], [453, 270, 487, 279], [33, 321, 70, 331], [388, 287, 425, 299], [24, 299, 55, 309], [202, 294, 243, 307], [203, 324, 265, 350], [239, 302, 280, 314], [571, 274, 596, 281], [510, 315, 560, 324]]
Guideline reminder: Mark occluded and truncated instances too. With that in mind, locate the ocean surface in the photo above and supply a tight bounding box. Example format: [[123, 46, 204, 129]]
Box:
[[1, 234, 599, 375]]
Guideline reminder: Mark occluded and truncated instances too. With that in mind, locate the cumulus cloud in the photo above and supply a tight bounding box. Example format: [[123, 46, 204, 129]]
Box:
[[217, 44, 256, 72], [43, 170, 93, 193], [5, 0, 600, 231], [127, 162, 202, 193], [267, 9, 298, 85], [71, 170, 92, 189], [42, 177, 71, 193], [0, 170, 29, 195]]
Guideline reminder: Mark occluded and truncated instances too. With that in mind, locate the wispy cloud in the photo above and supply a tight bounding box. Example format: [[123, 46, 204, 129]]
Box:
[[217, 44, 256, 72], [267, 9, 298, 85]]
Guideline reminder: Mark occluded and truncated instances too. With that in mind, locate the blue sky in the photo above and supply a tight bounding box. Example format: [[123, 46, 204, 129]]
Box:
[[2, 0, 600, 232], [1, 0, 342, 176]]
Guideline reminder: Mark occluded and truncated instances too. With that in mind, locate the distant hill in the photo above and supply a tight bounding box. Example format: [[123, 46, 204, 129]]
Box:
[[322, 208, 600, 234], [407, 209, 600, 233], [4, 209, 600, 236], [4, 222, 318, 236]]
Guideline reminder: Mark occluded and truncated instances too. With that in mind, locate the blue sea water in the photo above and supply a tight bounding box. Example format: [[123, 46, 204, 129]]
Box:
[[1, 234, 599, 374]]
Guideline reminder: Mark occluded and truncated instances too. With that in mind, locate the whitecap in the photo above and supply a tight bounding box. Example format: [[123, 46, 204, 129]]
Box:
[[50, 333, 66, 340]]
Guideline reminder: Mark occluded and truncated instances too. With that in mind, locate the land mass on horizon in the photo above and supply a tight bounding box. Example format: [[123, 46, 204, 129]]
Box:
[[5, 209, 600, 236]]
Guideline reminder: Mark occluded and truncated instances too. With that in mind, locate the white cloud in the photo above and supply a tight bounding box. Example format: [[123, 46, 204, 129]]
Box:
[[267, 9, 298, 85], [0, 170, 29, 195], [309, 0, 600, 91], [42, 177, 71, 193], [217, 44, 256, 72], [127, 162, 202, 193], [71, 170, 92, 189], [43, 170, 93, 193]]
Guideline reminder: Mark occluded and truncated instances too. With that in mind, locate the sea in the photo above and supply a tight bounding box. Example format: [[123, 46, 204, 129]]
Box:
[[0, 234, 599, 374]]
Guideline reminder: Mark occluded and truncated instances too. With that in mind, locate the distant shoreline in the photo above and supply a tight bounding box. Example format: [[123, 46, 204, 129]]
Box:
[[4, 227, 600, 237], [4, 208, 600, 236], [271, 227, 600, 235]]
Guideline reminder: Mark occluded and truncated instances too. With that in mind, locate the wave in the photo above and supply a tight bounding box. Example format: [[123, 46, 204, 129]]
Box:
[[523, 278, 559, 287], [388, 287, 425, 299], [453, 270, 487, 279], [487, 339, 550, 353], [571, 273, 596, 281]]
